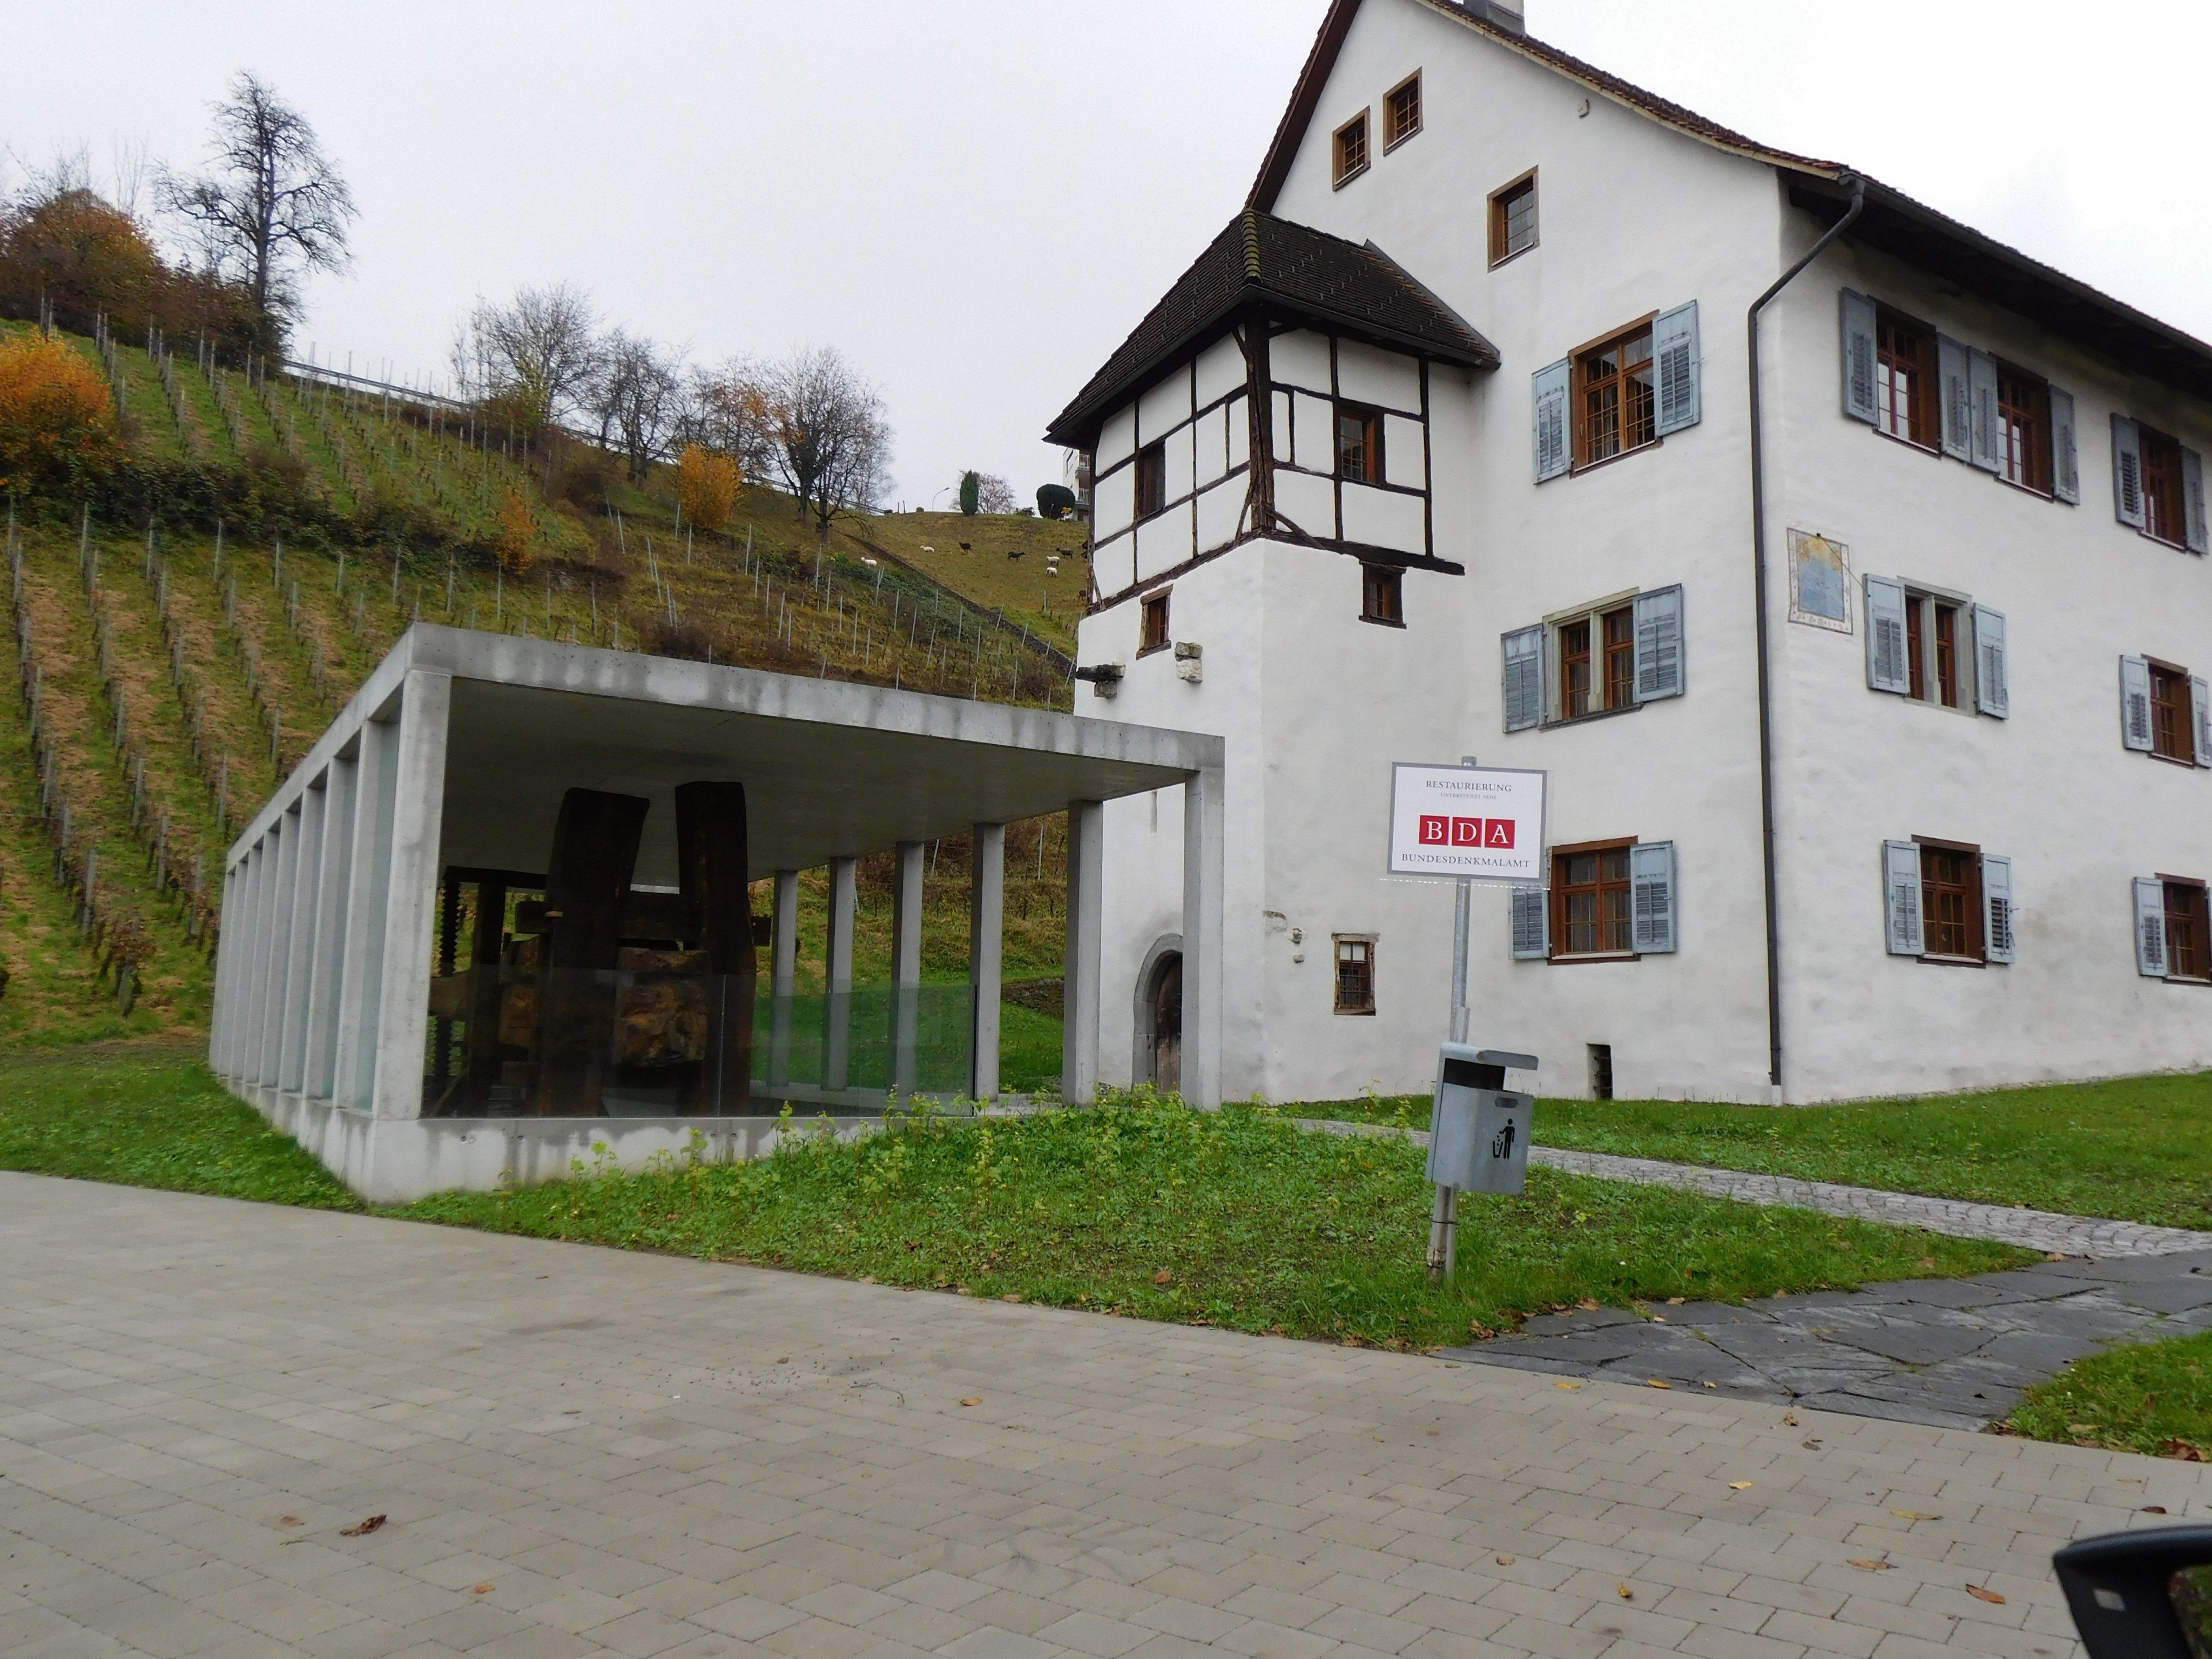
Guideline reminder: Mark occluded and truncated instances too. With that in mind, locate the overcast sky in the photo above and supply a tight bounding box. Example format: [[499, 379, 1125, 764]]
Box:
[[7, 2, 2207, 509]]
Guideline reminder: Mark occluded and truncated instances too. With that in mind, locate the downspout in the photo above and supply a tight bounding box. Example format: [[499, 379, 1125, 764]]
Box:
[[1748, 173, 1864, 1097]]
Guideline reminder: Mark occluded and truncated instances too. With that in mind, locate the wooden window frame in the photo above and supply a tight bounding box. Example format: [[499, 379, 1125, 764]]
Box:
[[2147, 657, 2196, 765], [1384, 72, 1422, 151], [1360, 565, 1404, 629], [1900, 586, 1973, 712], [1996, 361, 2052, 495], [1551, 598, 1637, 723], [1488, 170, 1537, 267], [1913, 835, 1985, 966], [1549, 838, 1637, 962], [1573, 317, 1658, 470], [2141, 424, 2187, 548], [1332, 111, 1372, 188], [1873, 304, 1939, 451], [1332, 934, 1377, 1014], [1138, 589, 1171, 657], [2161, 877, 2211, 982], [1133, 440, 1167, 522], [1334, 400, 1384, 483]]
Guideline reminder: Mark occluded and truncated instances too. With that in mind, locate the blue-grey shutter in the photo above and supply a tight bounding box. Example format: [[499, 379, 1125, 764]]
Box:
[[2134, 877, 2169, 977], [1972, 604, 2008, 718], [1630, 842, 1676, 954], [1938, 335, 1972, 461], [1968, 348, 2001, 473], [1533, 359, 1570, 482], [1510, 885, 1549, 960], [2120, 656, 2154, 752], [1633, 584, 1684, 702], [2184, 446, 2208, 554], [1840, 290, 1878, 424], [2113, 416, 2147, 528], [1883, 841, 1923, 956], [1864, 575, 1910, 693], [2048, 385, 2079, 504], [1982, 855, 2014, 965], [1501, 625, 1543, 732], [1653, 302, 1700, 435], [2194, 675, 2210, 768]]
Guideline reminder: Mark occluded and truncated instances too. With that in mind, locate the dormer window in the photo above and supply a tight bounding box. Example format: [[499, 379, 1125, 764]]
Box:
[[1384, 73, 1422, 150], [1332, 112, 1371, 188]]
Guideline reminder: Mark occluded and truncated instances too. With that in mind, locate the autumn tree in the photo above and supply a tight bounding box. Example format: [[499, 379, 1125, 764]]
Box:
[[676, 444, 740, 533], [157, 73, 355, 349], [717, 346, 891, 544], [590, 329, 682, 484], [451, 282, 601, 434], [0, 179, 166, 329], [0, 333, 123, 496], [493, 485, 537, 575]]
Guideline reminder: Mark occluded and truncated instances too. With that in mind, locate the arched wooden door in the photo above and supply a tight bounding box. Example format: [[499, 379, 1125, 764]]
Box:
[[1150, 954, 1183, 1096]]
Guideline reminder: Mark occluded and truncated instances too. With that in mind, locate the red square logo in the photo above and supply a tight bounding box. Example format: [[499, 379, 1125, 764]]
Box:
[[1452, 816, 1483, 846], [1419, 815, 1448, 845], [1486, 819, 1515, 848]]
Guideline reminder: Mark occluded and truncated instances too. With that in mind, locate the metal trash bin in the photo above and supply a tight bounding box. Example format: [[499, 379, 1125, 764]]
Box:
[[1426, 1043, 1536, 1196]]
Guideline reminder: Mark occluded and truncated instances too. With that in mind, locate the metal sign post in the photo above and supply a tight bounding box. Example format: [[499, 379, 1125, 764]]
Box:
[[1386, 758, 1547, 1282]]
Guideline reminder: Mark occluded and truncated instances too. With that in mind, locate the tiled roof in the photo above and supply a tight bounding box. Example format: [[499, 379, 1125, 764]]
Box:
[[1043, 210, 1497, 449]]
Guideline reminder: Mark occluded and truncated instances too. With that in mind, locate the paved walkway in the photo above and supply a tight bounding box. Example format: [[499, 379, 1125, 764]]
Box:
[[1291, 1121, 2212, 1259], [5, 1177, 2208, 1659]]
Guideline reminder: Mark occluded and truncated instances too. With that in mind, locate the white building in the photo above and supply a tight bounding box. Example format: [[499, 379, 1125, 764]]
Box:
[[1048, 0, 2212, 1107]]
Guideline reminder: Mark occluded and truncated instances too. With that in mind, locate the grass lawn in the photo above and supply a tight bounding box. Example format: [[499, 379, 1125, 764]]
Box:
[[1288, 1072, 2212, 1232], [2011, 1330, 2212, 1461]]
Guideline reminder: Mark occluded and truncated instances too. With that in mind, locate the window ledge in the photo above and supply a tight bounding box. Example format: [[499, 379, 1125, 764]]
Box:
[[1549, 951, 1640, 966], [2163, 974, 2212, 987], [2148, 750, 2199, 769], [1332, 163, 1370, 191], [1568, 437, 1661, 479], [1917, 954, 1987, 969], [1135, 641, 1171, 660], [1871, 425, 1942, 459], [1542, 703, 1641, 731], [1995, 475, 2054, 503], [1332, 1006, 1378, 1016], [1359, 615, 1407, 630], [2141, 529, 2193, 553], [1489, 242, 1537, 272]]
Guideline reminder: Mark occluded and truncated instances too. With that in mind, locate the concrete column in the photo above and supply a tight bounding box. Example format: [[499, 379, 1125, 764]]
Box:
[[823, 856, 857, 1091], [208, 860, 241, 1076], [332, 716, 401, 1110], [255, 818, 298, 1088], [302, 753, 358, 1101], [1182, 765, 1226, 1111], [1062, 801, 1104, 1105], [369, 670, 453, 1121], [969, 825, 1004, 1102], [768, 869, 799, 1088], [891, 841, 926, 1096], [276, 781, 326, 1094], [217, 851, 258, 1079]]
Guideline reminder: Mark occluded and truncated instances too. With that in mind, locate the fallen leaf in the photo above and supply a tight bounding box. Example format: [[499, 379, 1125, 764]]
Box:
[[1668, 1297, 1687, 1305], [1703, 1381, 1717, 1390], [1650, 1315, 1668, 1324], [1555, 1381, 1582, 1391], [1967, 1586, 2006, 1606], [2157, 1438, 2206, 1462], [1848, 1559, 1893, 1572], [1783, 1412, 1799, 1427], [1154, 1269, 1173, 1284], [1729, 1481, 1753, 1491], [339, 1514, 386, 1536], [961, 1397, 982, 1407], [1496, 1555, 1515, 1566], [279, 1516, 304, 1528], [472, 1584, 493, 1595], [1001, 1293, 1022, 1303], [1891, 1509, 1939, 1522], [1577, 1298, 1600, 1311], [1648, 1379, 1672, 1390], [2046, 1252, 2067, 1262], [1803, 1439, 1823, 1451], [2068, 1422, 2097, 1435], [859, 1275, 879, 1285], [2143, 1506, 2169, 1515], [1617, 1583, 1634, 1600], [776, 1357, 790, 1365]]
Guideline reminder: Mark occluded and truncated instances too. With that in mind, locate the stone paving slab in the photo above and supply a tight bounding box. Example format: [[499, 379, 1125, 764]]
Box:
[[1292, 1120, 2212, 1259], [5, 1172, 2208, 1659]]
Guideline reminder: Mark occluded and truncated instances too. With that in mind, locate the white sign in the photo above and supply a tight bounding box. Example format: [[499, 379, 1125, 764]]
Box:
[[1387, 763, 1547, 883]]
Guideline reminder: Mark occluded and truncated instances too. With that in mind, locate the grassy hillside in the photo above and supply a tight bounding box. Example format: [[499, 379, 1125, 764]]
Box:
[[3, 326, 1086, 1055]]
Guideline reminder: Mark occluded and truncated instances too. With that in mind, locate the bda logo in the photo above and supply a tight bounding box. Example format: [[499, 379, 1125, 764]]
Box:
[[1418, 815, 1516, 849]]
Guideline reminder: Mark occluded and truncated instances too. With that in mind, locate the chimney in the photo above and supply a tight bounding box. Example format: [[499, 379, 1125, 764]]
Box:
[[1483, 0, 1526, 33]]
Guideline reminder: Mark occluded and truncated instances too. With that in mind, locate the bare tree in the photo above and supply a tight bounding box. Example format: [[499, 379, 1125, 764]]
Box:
[[729, 346, 892, 544], [157, 73, 354, 347], [679, 357, 775, 478], [975, 474, 1017, 514], [449, 282, 601, 432], [590, 329, 683, 484]]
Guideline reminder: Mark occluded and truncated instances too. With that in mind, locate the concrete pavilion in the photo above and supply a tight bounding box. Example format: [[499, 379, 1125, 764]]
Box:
[[209, 626, 1224, 1203]]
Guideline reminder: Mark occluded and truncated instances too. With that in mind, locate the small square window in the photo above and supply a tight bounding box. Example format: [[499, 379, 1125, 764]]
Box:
[[1384, 73, 1422, 150], [1333, 936, 1375, 1014], [1334, 402, 1383, 483], [1139, 590, 1171, 656], [1333, 111, 1371, 188], [1360, 565, 1402, 627], [1134, 441, 1167, 521], [1489, 172, 1537, 266], [1576, 322, 1655, 467]]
